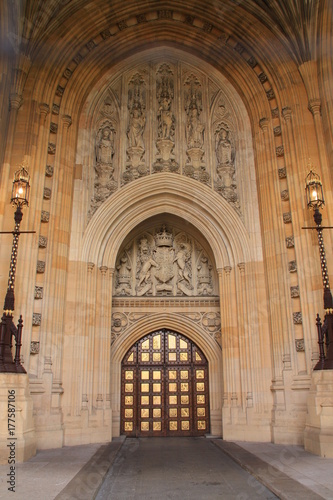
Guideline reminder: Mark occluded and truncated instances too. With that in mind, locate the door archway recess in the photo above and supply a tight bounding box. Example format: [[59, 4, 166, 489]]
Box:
[[121, 329, 210, 437]]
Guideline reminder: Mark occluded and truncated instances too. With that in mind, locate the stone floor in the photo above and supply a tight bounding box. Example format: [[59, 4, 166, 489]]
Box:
[[0, 437, 332, 499]]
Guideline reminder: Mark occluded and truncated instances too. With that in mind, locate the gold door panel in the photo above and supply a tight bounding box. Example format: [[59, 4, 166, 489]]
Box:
[[121, 329, 209, 436]]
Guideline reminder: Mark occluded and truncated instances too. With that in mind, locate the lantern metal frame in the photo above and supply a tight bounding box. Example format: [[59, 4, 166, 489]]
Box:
[[0, 165, 34, 373], [303, 169, 333, 370]]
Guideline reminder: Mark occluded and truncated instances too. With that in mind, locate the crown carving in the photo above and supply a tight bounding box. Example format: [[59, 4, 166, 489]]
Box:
[[155, 225, 173, 247]]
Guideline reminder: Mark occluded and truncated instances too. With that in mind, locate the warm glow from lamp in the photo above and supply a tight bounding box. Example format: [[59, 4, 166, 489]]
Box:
[[305, 169, 324, 210], [11, 166, 30, 207]]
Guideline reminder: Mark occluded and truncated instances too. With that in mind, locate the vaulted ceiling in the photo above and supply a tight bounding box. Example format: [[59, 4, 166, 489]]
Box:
[[3, 0, 330, 66]]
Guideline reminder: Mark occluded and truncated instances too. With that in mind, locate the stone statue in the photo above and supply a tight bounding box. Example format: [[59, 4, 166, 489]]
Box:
[[127, 105, 146, 149], [186, 105, 204, 149], [215, 126, 233, 165], [88, 124, 117, 219], [158, 97, 174, 141], [96, 126, 114, 164], [115, 254, 132, 296], [197, 255, 213, 295]]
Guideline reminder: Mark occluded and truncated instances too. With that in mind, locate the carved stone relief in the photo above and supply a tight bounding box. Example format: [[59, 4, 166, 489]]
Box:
[[114, 225, 216, 297], [111, 310, 221, 347], [184, 74, 209, 185], [89, 120, 118, 217], [123, 72, 147, 184], [153, 64, 179, 173], [213, 120, 241, 215], [86, 60, 245, 219]]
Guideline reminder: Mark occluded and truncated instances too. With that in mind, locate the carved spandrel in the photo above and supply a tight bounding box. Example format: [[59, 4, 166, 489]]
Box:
[[114, 225, 216, 297]]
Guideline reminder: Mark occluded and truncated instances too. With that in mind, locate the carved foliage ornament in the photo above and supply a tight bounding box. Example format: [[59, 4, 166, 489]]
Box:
[[114, 225, 216, 297]]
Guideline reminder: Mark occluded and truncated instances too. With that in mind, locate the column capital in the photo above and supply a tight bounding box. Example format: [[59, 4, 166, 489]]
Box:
[[9, 93, 23, 111], [61, 114, 72, 128], [259, 117, 269, 131], [282, 106, 292, 122], [237, 262, 245, 274], [99, 265, 108, 275], [39, 103, 50, 117], [308, 99, 321, 117], [87, 262, 95, 273], [223, 266, 232, 275]]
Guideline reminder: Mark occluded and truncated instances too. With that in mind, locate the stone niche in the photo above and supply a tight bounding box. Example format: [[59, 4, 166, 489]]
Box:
[[114, 224, 217, 298]]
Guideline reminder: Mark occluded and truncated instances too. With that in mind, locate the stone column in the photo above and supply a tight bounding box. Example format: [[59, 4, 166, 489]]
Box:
[[299, 60, 332, 229], [95, 265, 109, 408], [219, 266, 239, 409], [20, 103, 50, 367], [0, 93, 23, 225], [237, 262, 254, 410], [84, 262, 97, 412], [282, 106, 318, 373], [258, 117, 292, 380]]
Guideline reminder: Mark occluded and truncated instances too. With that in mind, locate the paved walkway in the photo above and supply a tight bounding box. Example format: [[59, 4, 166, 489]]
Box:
[[0, 437, 333, 499], [96, 437, 277, 500]]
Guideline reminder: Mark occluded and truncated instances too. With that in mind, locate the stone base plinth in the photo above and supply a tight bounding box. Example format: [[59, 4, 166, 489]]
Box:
[[304, 370, 333, 457], [0, 374, 36, 464]]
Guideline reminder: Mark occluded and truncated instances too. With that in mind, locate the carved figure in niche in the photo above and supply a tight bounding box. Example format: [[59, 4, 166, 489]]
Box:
[[197, 255, 213, 295], [89, 123, 117, 219], [127, 105, 146, 149], [158, 97, 174, 140], [115, 254, 132, 296], [136, 237, 159, 294], [154, 64, 178, 172], [123, 72, 147, 183], [214, 124, 241, 215], [215, 126, 233, 166], [186, 104, 204, 149], [96, 126, 114, 164]]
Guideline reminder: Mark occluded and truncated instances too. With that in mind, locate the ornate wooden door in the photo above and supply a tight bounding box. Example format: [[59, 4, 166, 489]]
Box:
[[121, 329, 210, 436]]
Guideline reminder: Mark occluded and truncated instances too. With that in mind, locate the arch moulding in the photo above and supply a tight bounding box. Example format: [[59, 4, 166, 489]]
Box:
[[81, 173, 252, 270]]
